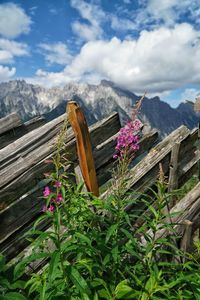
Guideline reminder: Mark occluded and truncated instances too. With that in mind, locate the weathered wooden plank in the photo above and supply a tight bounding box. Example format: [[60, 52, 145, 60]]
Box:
[[0, 215, 51, 261], [67, 101, 99, 196], [0, 125, 28, 150], [178, 150, 200, 186], [0, 112, 120, 207], [180, 220, 193, 258], [0, 113, 68, 167], [24, 116, 46, 132], [0, 112, 22, 135], [0, 116, 46, 150]]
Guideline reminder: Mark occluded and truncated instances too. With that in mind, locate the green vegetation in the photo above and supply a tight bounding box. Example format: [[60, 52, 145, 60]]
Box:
[[0, 119, 200, 300]]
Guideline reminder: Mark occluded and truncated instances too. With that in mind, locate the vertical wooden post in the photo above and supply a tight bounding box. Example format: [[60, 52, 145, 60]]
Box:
[[180, 220, 193, 262], [168, 142, 180, 207], [67, 101, 99, 197]]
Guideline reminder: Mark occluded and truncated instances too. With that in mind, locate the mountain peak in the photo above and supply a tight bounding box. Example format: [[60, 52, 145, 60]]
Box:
[[100, 80, 115, 87]]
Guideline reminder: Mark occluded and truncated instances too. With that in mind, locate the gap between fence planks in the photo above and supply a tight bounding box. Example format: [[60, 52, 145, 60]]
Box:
[[67, 101, 99, 196]]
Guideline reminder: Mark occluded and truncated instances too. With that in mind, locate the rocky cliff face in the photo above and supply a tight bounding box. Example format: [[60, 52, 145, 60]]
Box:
[[0, 79, 198, 136]]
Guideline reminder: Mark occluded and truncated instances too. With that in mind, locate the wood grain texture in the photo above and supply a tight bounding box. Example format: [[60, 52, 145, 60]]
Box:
[[0, 111, 120, 207], [0, 112, 22, 135], [0, 116, 46, 150], [67, 101, 99, 196]]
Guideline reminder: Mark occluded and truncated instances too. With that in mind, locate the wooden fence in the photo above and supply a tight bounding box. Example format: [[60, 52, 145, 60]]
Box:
[[0, 103, 199, 264]]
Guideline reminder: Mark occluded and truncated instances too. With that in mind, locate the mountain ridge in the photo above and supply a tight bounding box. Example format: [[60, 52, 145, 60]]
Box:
[[0, 79, 198, 136]]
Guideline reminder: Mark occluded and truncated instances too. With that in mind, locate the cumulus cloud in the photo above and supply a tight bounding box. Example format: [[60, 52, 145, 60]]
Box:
[[64, 23, 200, 93], [0, 39, 29, 64], [70, 0, 105, 41], [38, 42, 72, 65], [29, 23, 200, 94], [0, 3, 32, 39], [0, 65, 16, 82]]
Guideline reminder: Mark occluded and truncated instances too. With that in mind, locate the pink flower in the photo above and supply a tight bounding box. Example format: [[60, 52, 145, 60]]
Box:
[[42, 205, 47, 212], [54, 181, 62, 188], [48, 205, 55, 212], [56, 193, 64, 203], [113, 119, 142, 159], [43, 186, 51, 197]]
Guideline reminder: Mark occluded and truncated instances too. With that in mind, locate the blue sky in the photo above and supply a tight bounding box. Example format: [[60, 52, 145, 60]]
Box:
[[0, 0, 200, 107]]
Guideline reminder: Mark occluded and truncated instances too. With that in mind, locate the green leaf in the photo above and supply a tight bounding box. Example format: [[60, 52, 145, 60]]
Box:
[[75, 232, 91, 246], [69, 266, 91, 296], [105, 224, 118, 244], [102, 254, 111, 266], [93, 293, 99, 300], [48, 251, 60, 282], [10, 280, 26, 289], [91, 278, 108, 289], [3, 292, 28, 300], [32, 214, 50, 230], [120, 228, 135, 243], [61, 186, 66, 199], [194, 289, 200, 300], [0, 254, 5, 271], [98, 289, 112, 300], [115, 280, 136, 299], [111, 246, 119, 263]]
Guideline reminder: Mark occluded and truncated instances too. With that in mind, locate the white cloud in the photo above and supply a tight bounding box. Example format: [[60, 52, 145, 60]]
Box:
[[111, 16, 136, 32], [0, 39, 29, 64], [0, 3, 32, 39], [29, 23, 200, 95], [39, 42, 72, 65], [136, 0, 200, 29], [29, 6, 38, 16], [28, 69, 70, 87], [70, 0, 105, 41], [63, 23, 200, 93], [180, 88, 200, 103], [71, 21, 103, 41], [49, 8, 58, 15], [0, 65, 16, 82]]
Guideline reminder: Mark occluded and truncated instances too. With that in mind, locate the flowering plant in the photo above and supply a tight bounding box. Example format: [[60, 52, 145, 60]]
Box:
[[113, 118, 142, 159]]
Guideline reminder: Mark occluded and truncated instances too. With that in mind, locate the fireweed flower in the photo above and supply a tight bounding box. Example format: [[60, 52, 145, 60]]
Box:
[[54, 181, 62, 188], [43, 186, 51, 197], [56, 193, 64, 203], [42, 205, 47, 212], [48, 205, 55, 212], [113, 119, 142, 159]]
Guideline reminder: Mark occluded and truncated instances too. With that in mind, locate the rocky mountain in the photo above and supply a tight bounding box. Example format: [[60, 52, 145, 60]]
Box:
[[0, 79, 199, 136]]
